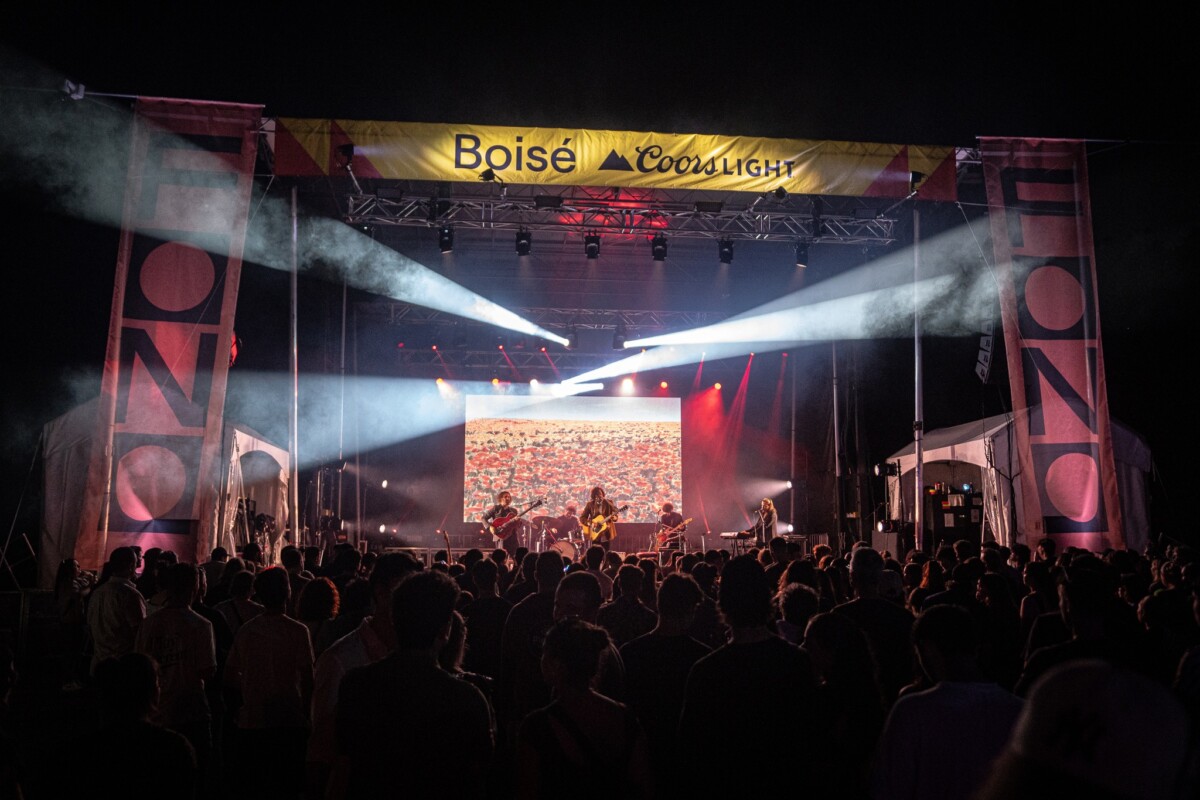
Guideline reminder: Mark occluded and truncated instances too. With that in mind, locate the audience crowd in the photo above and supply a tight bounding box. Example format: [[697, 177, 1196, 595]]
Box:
[[6, 534, 1200, 798]]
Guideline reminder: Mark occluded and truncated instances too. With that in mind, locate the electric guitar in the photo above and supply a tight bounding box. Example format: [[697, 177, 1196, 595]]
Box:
[[484, 498, 544, 540], [655, 517, 693, 548], [584, 504, 629, 543]]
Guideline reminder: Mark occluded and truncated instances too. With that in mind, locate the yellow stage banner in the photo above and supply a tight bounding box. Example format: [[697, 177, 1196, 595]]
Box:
[[272, 119, 957, 201]]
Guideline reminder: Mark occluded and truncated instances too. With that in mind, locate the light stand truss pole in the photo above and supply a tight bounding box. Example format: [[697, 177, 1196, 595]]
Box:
[[290, 187, 301, 551]]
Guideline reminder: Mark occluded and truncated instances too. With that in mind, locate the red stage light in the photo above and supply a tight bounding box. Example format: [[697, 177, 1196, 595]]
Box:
[[431, 345, 438, 350], [660, 381, 668, 389], [714, 382, 722, 390]]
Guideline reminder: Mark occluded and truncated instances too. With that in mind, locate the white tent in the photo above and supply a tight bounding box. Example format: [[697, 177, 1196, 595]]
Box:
[[885, 410, 1152, 552], [38, 399, 289, 589]]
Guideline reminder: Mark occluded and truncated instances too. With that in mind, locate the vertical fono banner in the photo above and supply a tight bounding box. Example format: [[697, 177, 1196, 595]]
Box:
[[981, 138, 1123, 551], [75, 98, 262, 570]]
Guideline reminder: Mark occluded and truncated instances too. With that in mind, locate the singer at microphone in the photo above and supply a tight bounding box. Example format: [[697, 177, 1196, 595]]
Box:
[[746, 498, 777, 547]]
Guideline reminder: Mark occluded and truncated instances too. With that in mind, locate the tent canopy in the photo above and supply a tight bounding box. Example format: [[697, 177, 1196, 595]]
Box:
[[38, 399, 289, 589], [886, 410, 1152, 552]]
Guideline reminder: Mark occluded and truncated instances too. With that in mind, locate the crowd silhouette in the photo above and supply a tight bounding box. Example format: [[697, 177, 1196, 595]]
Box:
[[4, 534, 1200, 798]]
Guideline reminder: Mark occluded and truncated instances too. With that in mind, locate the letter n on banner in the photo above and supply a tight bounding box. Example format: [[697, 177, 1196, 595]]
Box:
[[75, 98, 263, 571], [980, 138, 1123, 551]]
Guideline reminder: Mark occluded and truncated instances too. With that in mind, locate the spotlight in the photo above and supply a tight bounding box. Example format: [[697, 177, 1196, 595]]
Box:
[[535, 195, 564, 209], [438, 225, 454, 253], [61, 79, 86, 100], [772, 186, 788, 200], [479, 168, 504, 184], [566, 327, 578, 350], [795, 240, 809, 268], [909, 171, 926, 193], [717, 238, 734, 265], [515, 229, 532, 256], [693, 200, 724, 213], [650, 233, 668, 262], [874, 462, 900, 477], [612, 323, 627, 350], [584, 233, 601, 259]]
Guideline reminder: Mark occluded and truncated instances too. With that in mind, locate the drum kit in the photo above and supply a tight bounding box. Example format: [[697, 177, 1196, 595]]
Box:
[[527, 515, 582, 561]]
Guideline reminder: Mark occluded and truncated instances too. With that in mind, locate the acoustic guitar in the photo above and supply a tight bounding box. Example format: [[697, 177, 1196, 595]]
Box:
[[584, 504, 629, 543], [485, 498, 544, 540], [655, 517, 693, 549]]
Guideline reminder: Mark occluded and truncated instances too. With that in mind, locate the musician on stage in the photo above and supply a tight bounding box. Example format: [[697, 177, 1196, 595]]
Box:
[[550, 504, 581, 543], [657, 502, 687, 552], [580, 487, 620, 552], [746, 497, 778, 547], [482, 490, 520, 555]]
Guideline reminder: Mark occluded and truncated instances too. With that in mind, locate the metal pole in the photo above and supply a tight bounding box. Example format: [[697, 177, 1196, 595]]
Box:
[[789, 350, 796, 533], [832, 341, 842, 554], [913, 205, 925, 552], [851, 345, 864, 545], [353, 305, 363, 545], [290, 187, 301, 551], [338, 278, 347, 537]]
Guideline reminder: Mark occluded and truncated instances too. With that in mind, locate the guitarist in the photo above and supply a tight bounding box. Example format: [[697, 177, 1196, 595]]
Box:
[[579, 486, 620, 552], [657, 502, 687, 552], [482, 490, 521, 555]]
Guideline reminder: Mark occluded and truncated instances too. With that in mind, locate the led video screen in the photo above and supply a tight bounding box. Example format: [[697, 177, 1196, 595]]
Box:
[[464, 394, 682, 525]]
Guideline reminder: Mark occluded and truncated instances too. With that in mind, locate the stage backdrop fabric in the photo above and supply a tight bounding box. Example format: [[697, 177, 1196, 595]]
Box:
[[73, 98, 262, 571], [982, 138, 1124, 551]]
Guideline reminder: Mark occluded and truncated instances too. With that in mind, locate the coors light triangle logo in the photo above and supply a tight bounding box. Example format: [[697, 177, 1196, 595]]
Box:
[[598, 150, 634, 171]]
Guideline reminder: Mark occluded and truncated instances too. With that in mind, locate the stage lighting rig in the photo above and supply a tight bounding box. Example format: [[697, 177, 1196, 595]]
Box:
[[584, 233, 601, 260], [718, 238, 734, 265], [651, 233, 668, 262], [515, 229, 532, 256], [479, 168, 505, 184], [612, 323, 627, 350]]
